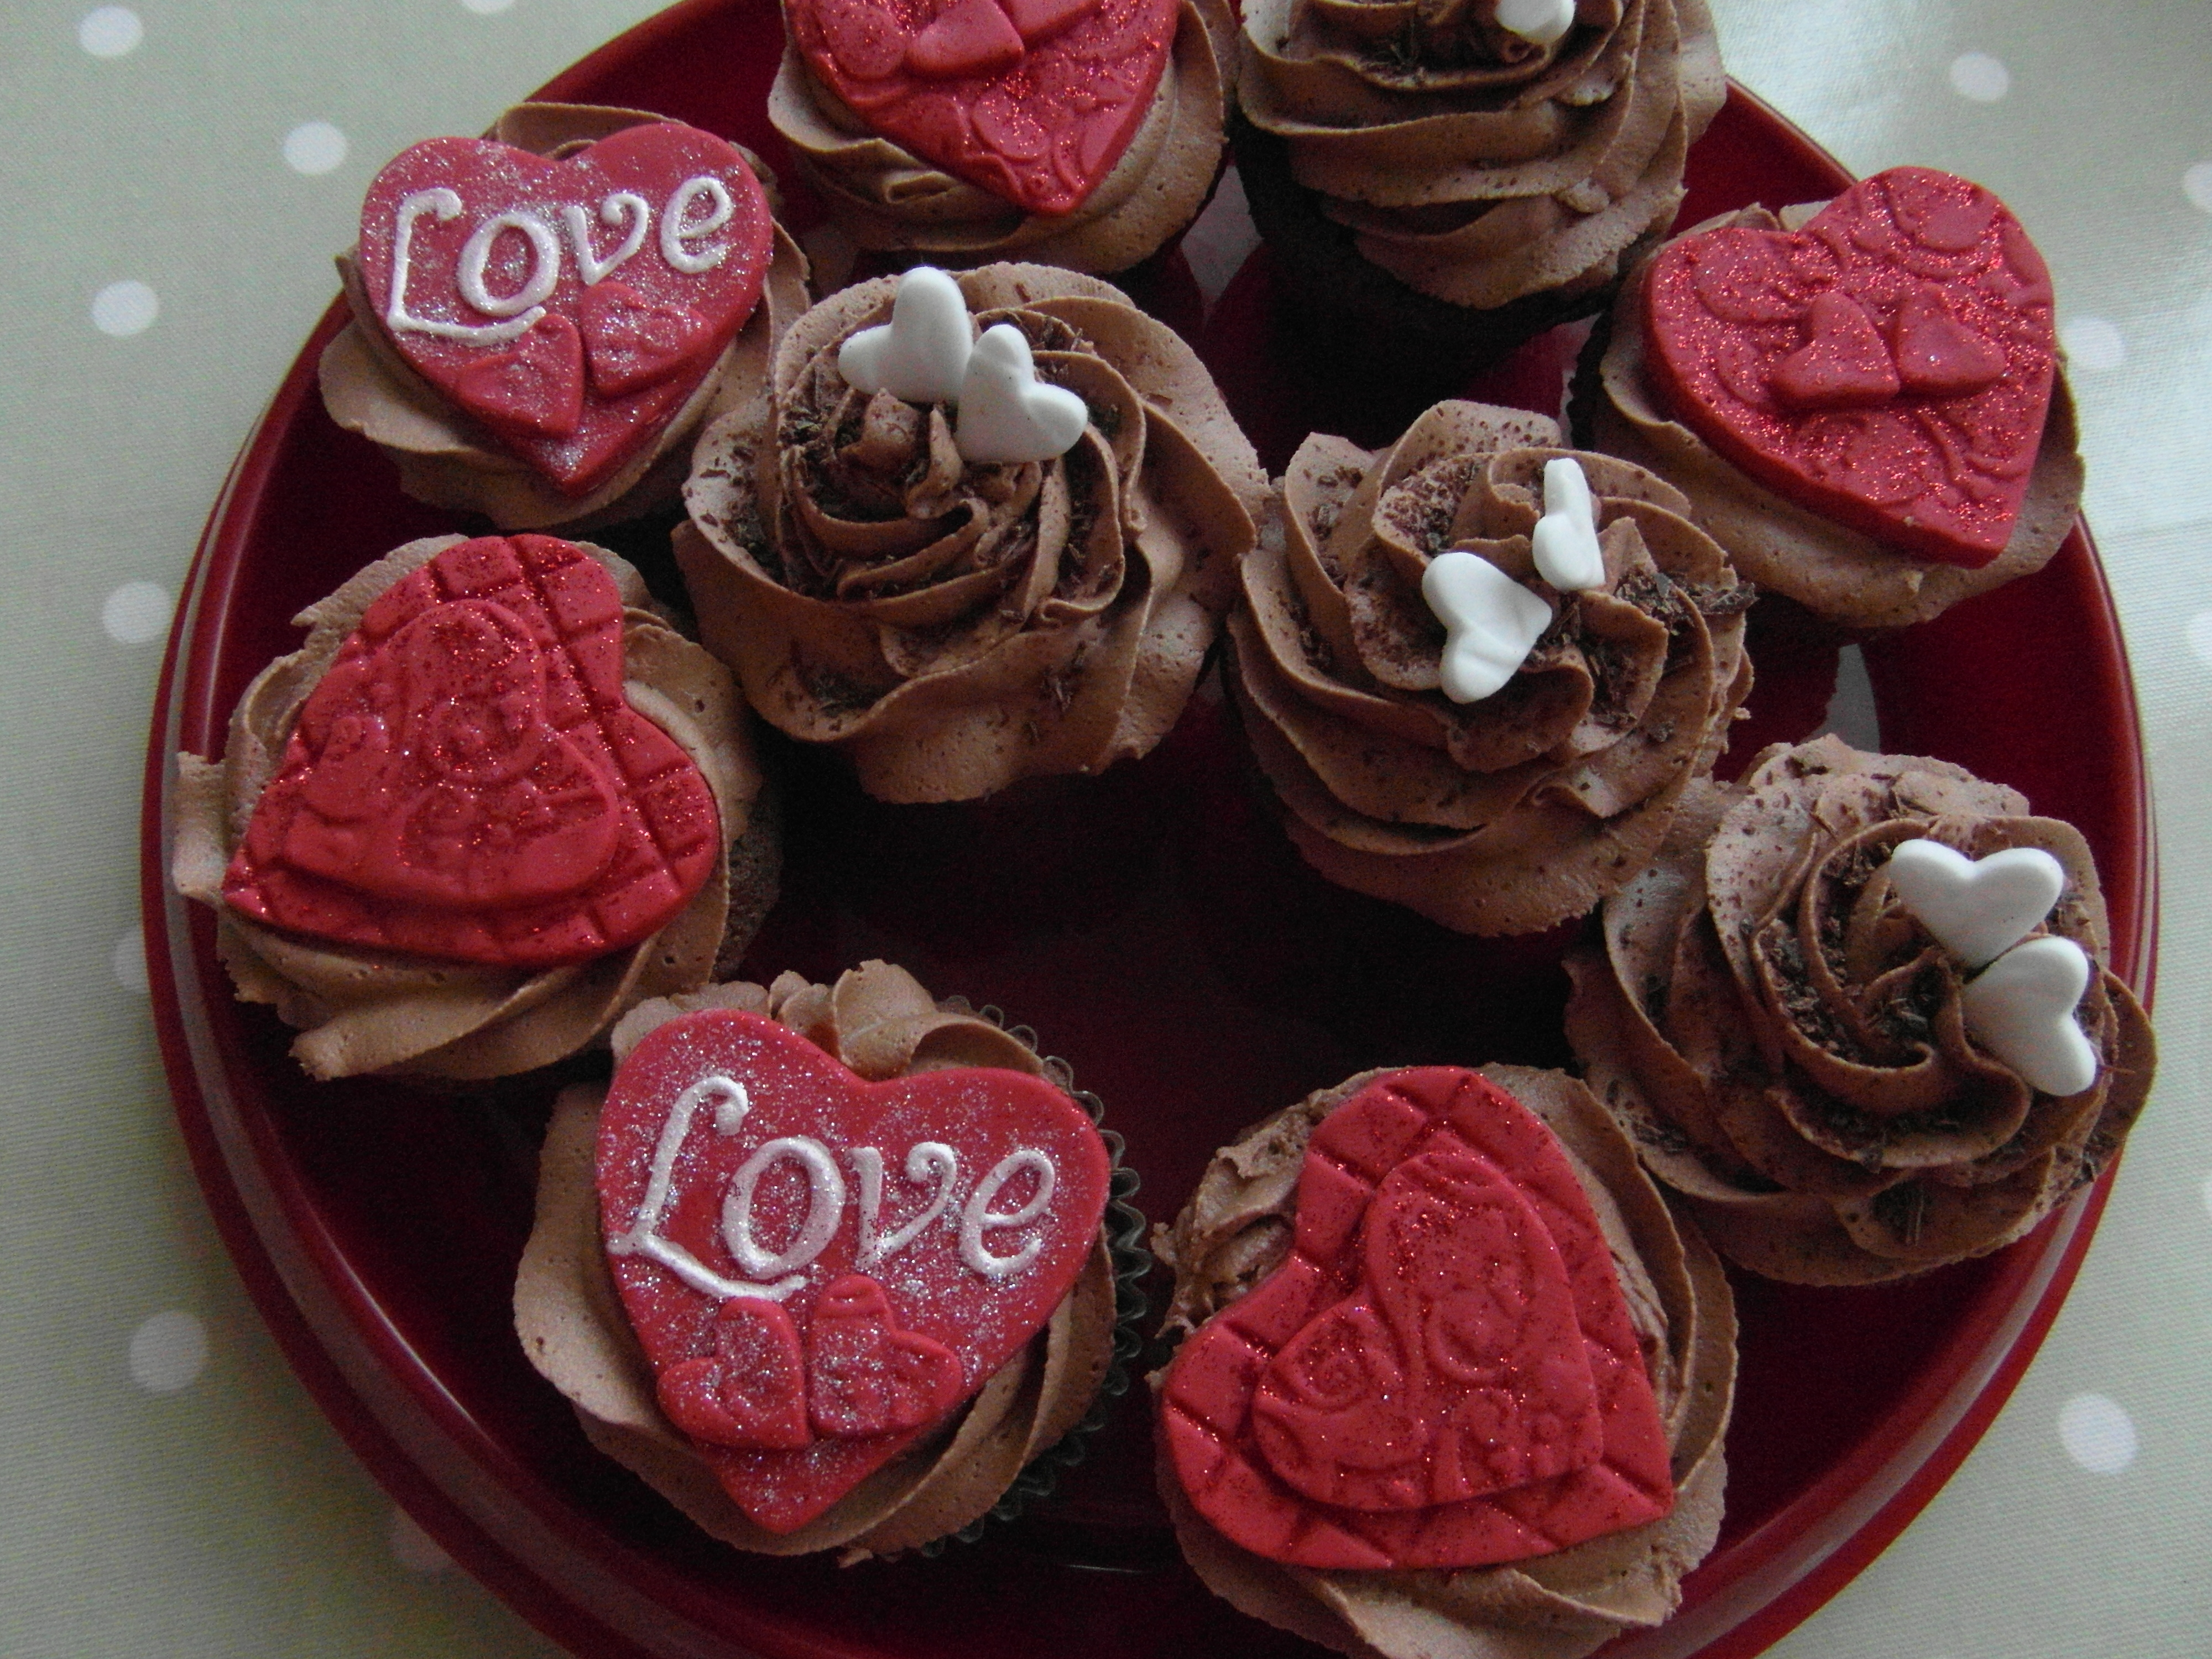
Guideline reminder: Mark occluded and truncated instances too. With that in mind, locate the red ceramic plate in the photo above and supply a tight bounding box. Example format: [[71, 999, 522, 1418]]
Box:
[[140, 4, 2157, 1656]]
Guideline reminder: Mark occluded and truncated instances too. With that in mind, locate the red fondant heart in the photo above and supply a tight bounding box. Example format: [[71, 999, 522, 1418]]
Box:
[[357, 122, 772, 496], [222, 535, 722, 968], [909, 0, 1026, 76], [658, 1300, 814, 1449], [787, 0, 1176, 217], [451, 312, 586, 437], [596, 1009, 1112, 1533], [578, 281, 713, 398], [1643, 167, 2057, 568], [1159, 1070, 1673, 1570]]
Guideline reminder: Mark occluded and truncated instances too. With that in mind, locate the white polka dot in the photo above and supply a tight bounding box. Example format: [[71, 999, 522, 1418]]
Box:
[[1948, 51, 2011, 103], [2060, 316, 2126, 372], [2185, 163, 2212, 215], [2186, 611, 2212, 669], [101, 580, 171, 644], [78, 6, 143, 57], [389, 1506, 456, 1574], [129, 1311, 209, 1394], [2058, 1392, 2137, 1474], [461, 0, 515, 13], [282, 121, 348, 177], [112, 925, 149, 994], [91, 279, 159, 338]]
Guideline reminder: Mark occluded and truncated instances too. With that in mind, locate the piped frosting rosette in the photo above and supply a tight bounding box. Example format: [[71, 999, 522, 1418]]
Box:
[[1236, 0, 1724, 312], [1150, 1063, 1735, 1659], [320, 103, 810, 533], [770, 0, 1234, 275], [676, 263, 1268, 802], [1564, 735, 2156, 1284], [514, 961, 1146, 1559], [171, 535, 777, 1082], [1227, 400, 1752, 935]]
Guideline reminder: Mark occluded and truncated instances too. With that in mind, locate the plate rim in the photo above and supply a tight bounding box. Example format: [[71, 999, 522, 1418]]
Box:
[[137, 13, 2162, 1657]]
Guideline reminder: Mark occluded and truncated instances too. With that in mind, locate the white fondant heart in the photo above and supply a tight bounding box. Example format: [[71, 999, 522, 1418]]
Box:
[[1421, 551, 1554, 704], [1886, 839, 2065, 969], [838, 266, 973, 406], [1960, 935, 2098, 1097], [1530, 457, 1605, 592], [953, 323, 1089, 465], [1496, 0, 1576, 48]]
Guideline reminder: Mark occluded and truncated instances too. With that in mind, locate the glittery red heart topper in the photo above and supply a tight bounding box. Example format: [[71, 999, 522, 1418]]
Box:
[[787, 0, 1180, 216], [596, 1008, 1113, 1533], [1642, 167, 2057, 568], [356, 122, 773, 495], [223, 536, 721, 968], [1159, 1070, 1673, 1569]]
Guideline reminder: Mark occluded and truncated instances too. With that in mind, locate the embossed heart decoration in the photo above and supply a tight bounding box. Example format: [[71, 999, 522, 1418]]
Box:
[[356, 122, 773, 495], [1643, 167, 2057, 567], [223, 535, 721, 968], [597, 1009, 1112, 1533], [1159, 1069, 1673, 1569], [787, 0, 1180, 216]]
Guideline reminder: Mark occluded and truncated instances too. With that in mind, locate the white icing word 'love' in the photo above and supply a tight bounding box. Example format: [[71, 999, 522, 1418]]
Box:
[[1530, 457, 1606, 592], [837, 267, 1089, 465], [607, 1074, 1060, 1305], [384, 175, 735, 347], [1422, 550, 1553, 703]]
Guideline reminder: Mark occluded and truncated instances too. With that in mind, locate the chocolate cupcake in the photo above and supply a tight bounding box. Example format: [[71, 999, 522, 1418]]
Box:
[[1583, 168, 2084, 629], [170, 533, 776, 1081], [514, 961, 1145, 1559], [1153, 1062, 1734, 1659], [769, 0, 1235, 276], [1234, 0, 1724, 354], [1227, 399, 1752, 935], [676, 262, 1269, 802], [321, 103, 808, 532], [1564, 735, 2156, 1283]]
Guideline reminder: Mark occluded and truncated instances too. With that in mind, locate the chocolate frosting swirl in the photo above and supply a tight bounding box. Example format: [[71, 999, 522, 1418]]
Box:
[[1151, 1064, 1734, 1659], [1239, 0, 1724, 306], [513, 961, 1120, 1559], [170, 535, 776, 1082], [1564, 735, 2156, 1284], [1228, 399, 1752, 935], [677, 262, 1268, 802], [320, 105, 810, 534], [1587, 205, 2087, 629], [769, 0, 1234, 276]]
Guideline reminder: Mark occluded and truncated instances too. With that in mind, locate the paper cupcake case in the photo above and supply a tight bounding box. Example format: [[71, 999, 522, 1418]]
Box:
[[909, 1000, 1154, 1555]]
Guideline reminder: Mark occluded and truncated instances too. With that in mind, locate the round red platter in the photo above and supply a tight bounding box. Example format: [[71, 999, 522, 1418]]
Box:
[[140, 4, 2157, 1656]]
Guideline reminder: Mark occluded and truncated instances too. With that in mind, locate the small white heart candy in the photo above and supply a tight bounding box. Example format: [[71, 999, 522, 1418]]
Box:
[[1886, 838, 2065, 969], [953, 322, 1089, 465], [1496, 0, 1576, 48], [837, 265, 972, 406], [1530, 456, 1605, 591], [1960, 935, 2099, 1097], [1421, 550, 1554, 703]]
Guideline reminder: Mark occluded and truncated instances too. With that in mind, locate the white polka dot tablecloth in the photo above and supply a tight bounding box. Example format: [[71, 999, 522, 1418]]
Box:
[[1, 2, 2207, 1656]]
